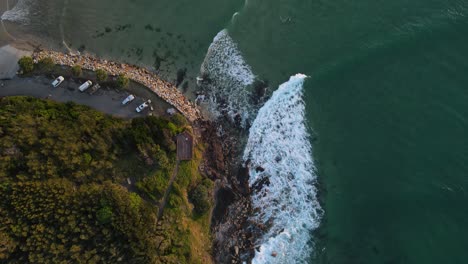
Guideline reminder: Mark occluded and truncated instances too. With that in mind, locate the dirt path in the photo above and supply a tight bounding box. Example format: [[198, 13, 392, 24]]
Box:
[[157, 160, 181, 220]]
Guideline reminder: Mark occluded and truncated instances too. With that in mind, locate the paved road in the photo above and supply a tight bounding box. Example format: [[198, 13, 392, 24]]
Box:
[[0, 76, 153, 119]]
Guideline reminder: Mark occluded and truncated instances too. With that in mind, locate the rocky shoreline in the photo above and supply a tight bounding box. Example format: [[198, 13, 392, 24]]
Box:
[[202, 123, 256, 264], [31, 49, 201, 122]]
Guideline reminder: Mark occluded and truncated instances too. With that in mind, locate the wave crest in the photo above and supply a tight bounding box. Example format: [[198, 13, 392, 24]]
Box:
[[1, 0, 32, 24], [243, 74, 322, 263], [199, 29, 256, 127]]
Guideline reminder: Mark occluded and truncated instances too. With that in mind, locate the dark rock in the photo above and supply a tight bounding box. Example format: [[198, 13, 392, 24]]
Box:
[[212, 186, 235, 225], [251, 79, 269, 105], [176, 68, 187, 87], [255, 166, 265, 173]]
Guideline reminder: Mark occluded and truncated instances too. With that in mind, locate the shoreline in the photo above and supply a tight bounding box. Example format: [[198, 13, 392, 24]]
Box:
[[1, 14, 254, 262], [31, 49, 202, 122]]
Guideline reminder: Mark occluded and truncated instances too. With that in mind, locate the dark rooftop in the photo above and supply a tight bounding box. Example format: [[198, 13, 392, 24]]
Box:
[[176, 131, 193, 161]]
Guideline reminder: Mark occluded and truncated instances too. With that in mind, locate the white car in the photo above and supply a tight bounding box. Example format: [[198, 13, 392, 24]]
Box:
[[136, 100, 151, 113], [122, 94, 135, 105], [51, 76, 64, 87], [78, 80, 93, 92]]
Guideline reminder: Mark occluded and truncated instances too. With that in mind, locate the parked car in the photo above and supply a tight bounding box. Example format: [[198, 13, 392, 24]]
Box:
[[89, 84, 101, 95], [136, 100, 151, 113], [122, 94, 135, 105], [51, 76, 64, 87], [78, 80, 92, 92]]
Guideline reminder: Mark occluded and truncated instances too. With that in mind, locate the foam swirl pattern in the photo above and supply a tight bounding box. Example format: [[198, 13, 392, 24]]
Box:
[[243, 74, 322, 263]]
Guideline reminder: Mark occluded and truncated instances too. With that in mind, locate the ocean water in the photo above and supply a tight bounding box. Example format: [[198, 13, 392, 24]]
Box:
[[3, 0, 468, 263]]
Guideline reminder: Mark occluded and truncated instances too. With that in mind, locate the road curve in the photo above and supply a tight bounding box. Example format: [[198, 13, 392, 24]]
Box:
[[0, 76, 153, 119]]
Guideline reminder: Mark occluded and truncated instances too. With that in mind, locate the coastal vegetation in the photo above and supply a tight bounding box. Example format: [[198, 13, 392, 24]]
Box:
[[117, 74, 130, 88], [37, 57, 55, 72], [18, 56, 56, 75], [189, 179, 213, 215], [95, 69, 108, 82], [0, 97, 213, 263], [71, 65, 83, 76], [17, 56, 34, 74]]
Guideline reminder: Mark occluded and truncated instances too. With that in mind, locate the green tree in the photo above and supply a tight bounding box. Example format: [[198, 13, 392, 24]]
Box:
[[154, 147, 170, 169], [136, 171, 168, 201], [38, 57, 55, 72], [71, 65, 82, 76], [116, 74, 129, 88], [189, 184, 210, 215], [129, 193, 142, 210], [0, 96, 208, 264], [96, 206, 113, 224], [171, 113, 188, 127], [17, 56, 34, 74], [95, 69, 108, 82], [0, 232, 17, 260]]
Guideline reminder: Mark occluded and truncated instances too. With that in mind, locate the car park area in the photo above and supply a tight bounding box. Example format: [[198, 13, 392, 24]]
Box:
[[0, 76, 168, 119]]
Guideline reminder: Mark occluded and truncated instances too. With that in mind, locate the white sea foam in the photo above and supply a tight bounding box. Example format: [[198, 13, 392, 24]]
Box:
[[243, 74, 322, 264], [1, 0, 32, 24], [200, 29, 256, 127]]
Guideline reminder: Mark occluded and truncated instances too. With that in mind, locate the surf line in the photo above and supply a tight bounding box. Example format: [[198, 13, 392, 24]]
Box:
[[245, 74, 323, 263], [59, 0, 73, 54], [1, 0, 17, 41]]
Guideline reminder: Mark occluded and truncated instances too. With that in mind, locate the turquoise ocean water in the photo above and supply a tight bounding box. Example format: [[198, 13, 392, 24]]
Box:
[[2, 0, 468, 263]]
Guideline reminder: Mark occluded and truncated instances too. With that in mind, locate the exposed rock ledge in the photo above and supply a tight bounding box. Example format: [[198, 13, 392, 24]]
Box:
[[32, 50, 202, 122]]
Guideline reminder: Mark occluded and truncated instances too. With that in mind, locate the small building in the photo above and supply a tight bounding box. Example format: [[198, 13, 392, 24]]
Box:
[[176, 131, 193, 161]]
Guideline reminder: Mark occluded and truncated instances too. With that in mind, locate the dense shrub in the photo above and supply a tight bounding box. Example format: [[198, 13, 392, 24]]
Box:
[[38, 57, 55, 72], [171, 113, 188, 127], [116, 74, 129, 88], [96, 205, 113, 224], [71, 65, 82, 76], [189, 181, 211, 215], [95, 69, 108, 82], [136, 171, 168, 200], [17, 56, 34, 74]]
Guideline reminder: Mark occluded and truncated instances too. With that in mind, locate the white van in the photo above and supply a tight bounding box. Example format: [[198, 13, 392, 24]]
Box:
[[78, 80, 92, 92], [51, 76, 64, 87], [122, 94, 135, 105]]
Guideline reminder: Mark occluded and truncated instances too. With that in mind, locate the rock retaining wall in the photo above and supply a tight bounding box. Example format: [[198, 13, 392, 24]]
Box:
[[32, 50, 201, 122]]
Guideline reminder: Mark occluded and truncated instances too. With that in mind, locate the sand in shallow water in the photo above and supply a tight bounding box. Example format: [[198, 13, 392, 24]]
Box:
[[0, 45, 30, 79]]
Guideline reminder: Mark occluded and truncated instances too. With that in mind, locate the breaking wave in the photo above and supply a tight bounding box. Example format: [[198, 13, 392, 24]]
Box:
[[1, 0, 32, 24], [199, 29, 256, 127], [243, 74, 322, 263]]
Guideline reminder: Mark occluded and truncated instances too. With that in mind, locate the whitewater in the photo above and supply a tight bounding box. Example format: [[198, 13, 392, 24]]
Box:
[[199, 29, 256, 127], [1, 0, 32, 23], [201, 25, 323, 263], [243, 74, 323, 263]]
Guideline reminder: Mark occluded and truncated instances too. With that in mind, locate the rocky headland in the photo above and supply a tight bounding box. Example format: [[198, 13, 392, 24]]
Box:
[[10, 46, 255, 264]]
